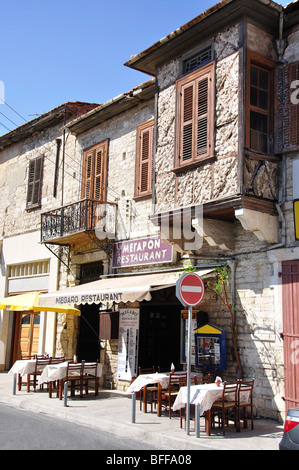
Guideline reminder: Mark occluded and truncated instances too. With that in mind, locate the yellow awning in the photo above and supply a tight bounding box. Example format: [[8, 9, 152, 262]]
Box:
[[0, 291, 81, 316]]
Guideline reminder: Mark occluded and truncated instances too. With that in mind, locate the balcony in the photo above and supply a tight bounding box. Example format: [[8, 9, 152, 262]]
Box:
[[41, 198, 117, 246]]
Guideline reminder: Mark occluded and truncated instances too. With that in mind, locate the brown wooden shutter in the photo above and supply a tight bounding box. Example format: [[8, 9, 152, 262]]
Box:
[[81, 151, 93, 199], [81, 140, 108, 200], [94, 148, 103, 200], [275, 61, 299, 154], [176, 62, 214, 168], [26, 156, 44, 209], [197, 76, 209, 157], [181, 82, 194, 162], [135, 120, 154, 198]]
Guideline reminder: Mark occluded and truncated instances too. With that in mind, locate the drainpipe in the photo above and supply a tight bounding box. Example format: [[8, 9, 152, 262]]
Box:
[[275, 11, 287, 64], [151, 76, 159, 216]]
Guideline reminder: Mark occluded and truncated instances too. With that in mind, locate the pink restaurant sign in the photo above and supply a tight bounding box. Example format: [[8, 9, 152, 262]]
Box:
[[112, 236, 173, 268]]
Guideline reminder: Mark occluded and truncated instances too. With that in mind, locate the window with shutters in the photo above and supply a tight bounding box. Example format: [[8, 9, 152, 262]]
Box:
[[81, 140, 108, 200], [135, 120, 154, 198], [175, 62, 215, 170], [246, 50, 275, 155], [275, 60, 299, 154], [26, 156, 44, 209]]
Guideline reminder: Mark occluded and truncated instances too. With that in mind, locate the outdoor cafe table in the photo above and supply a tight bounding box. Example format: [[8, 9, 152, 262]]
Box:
[[38, 361, 103, 398], [127, 372, 202, 416], [9, 358, 49, 392], [127, 372, 169, 415], [173, 383, 250, 435]]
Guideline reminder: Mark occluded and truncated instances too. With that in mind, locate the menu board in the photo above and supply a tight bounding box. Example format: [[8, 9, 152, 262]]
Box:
[[180, 311, 197, 365], [117, 308, 139, 381]]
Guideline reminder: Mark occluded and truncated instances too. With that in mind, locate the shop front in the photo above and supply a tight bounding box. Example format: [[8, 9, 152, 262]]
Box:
[[40, 268, 215, 388]]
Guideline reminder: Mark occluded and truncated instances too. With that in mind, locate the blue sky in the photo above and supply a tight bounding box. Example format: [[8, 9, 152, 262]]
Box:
[[0, 0, 290, 136]]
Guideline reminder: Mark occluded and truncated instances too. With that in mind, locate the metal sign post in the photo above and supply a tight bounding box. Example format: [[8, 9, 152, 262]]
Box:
[[176, 272, 205, 436]]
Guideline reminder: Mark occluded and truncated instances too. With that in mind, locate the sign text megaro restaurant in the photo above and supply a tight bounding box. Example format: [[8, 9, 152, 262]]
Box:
[[54, 236, 173, 305], [112, 236, 173, 269]]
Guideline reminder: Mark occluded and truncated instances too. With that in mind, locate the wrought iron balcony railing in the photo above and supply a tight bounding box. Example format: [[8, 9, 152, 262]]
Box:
[[41, 198, 117, 245]]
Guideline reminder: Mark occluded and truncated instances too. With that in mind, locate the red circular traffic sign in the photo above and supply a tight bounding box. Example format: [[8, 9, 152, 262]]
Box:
[[176, 272, 205, 307]]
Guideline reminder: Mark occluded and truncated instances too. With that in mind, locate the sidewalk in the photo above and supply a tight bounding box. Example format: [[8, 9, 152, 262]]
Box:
[[0, 372, 283, 451]]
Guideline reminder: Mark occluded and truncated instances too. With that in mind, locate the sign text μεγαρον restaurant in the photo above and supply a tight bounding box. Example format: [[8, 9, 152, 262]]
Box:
[[112, 236, 173, 268]]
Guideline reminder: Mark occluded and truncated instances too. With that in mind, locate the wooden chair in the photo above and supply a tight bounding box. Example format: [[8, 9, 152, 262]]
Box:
[[82, 360, 99, 397], [60, 361, 84, 399], [31, 355, 51, 392], [139, 366, 157, 413], [48, 356, 65, 397], [161, 373, 187, 419], [211, 382, 239, 435], [237, 379, 255, 431], [18, 355, 36, 391]]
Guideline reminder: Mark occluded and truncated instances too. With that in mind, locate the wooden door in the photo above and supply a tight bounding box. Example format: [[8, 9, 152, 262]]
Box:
[[13, 312, 40, 362], [282, 261, 299, 412]]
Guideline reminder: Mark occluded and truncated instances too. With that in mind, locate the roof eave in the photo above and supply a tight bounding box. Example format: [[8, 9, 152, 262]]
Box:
[[66, 79, 156, 136], [124, 0, 283, 75]]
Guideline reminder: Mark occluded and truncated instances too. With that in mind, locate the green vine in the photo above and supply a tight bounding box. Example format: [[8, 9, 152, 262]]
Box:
[[206, 264, 243, 378]]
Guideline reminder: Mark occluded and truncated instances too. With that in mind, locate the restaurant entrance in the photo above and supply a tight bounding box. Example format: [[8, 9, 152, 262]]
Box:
[[77, 303, 101, 362], [138, 287, 181, 371]]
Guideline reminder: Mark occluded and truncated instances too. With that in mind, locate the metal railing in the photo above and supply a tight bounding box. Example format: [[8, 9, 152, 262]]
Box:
[[41, 198, 117, 242]]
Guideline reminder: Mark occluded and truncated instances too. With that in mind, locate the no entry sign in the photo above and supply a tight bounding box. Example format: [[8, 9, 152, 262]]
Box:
[[176, 272, 205, 307]]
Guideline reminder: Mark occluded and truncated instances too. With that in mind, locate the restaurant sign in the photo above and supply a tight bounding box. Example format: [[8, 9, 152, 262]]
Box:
[[112, 236, 173, 268]]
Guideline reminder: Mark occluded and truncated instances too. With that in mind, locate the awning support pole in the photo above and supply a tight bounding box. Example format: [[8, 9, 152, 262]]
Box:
[[64, 381, 68, 407], [195, 404, 200, 438], [13, 374, 17, 395], [132, 392, 136, 423]]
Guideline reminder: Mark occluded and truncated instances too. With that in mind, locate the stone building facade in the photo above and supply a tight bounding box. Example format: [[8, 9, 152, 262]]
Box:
[[0, 0, 298, 422]]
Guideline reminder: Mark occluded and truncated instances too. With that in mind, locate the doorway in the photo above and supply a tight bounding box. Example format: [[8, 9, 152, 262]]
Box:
[[282, 260, 299, 412], [138, 287, 182, 371], [12, 311, 40, 363], [77, 303, 101, 362]]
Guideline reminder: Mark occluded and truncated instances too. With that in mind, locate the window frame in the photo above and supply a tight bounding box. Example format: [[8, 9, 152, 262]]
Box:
[[134, 119, 154, 199], [246, 50, 275, 156], [81, 139, 108, 201], [26, 155, 44, 210], [174, 61, 215, 171]]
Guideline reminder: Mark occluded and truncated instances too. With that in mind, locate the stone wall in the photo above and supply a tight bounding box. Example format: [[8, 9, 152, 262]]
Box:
[[154, 27, 240, 212]]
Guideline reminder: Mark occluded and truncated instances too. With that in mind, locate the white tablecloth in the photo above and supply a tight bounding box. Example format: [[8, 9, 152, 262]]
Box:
[[173, 383, 250, 416], [8, 359, 46, 377], [127, 373, 170, 393], [173, 383, 223, 415], [38, 361, 103, 385]]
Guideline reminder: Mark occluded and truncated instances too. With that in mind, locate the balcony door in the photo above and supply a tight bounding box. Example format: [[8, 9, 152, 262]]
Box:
[[81, 140, 108, 202], [81, 140, 108, 231]]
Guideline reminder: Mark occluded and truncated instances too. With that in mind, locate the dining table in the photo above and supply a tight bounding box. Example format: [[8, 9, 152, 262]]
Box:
[[38, 361, 103, 398], [127, 371, 202, 416], [173, 382, 250, 436], [9, 358, 50, 393]]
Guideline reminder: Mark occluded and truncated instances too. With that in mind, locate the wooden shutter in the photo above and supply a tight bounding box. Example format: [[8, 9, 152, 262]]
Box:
[[275, 61, 299, 154], [135, 120, 154, 198], [82, 151, 93, 199], [176, 62, 215, 168], [94, 148, 103, 200], [26, 156, 44, 209], [197, 76, 209, 156], [81, 140, 108, 200], [181, 82, 194, 162]]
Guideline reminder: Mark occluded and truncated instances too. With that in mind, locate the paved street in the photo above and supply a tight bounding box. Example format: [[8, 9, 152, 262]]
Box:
[[0, 403, 163, 451]]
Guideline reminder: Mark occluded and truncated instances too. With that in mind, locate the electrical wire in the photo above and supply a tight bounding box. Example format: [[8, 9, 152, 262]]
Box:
[[0, 96, 27, 122], [0, 121, 11, 132], [0, 99, 125, 201]]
